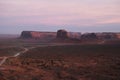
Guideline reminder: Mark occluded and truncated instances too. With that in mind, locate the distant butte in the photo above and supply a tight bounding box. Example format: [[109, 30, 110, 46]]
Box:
[[20, 30, 120, 41], [20, 31, 56, 39]]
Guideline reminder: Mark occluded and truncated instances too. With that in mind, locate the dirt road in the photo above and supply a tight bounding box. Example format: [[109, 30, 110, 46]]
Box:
[[0, 47, 33, 66]]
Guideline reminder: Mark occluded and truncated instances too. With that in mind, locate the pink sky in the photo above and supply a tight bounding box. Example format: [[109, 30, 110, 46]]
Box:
[[0, 0, 120, 34]]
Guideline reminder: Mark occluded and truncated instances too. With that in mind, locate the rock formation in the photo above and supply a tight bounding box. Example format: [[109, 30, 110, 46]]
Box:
[[80, 32, 120, 41], [67, 32, 81, 39], [20, 30, 120, 41], [56, 29, 68, 39], [81, 33, 98, 40], [116, 33, 120, 39], [20, 31, 56, 39], [95, 33, 119, 40], [56, 29, 81, 39], [21, 31, 32, 39]]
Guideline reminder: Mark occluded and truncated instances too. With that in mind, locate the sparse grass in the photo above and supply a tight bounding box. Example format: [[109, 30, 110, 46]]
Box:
[[20, 44, 120, 59], [0, 47, 23, 57], [0, 38, 120, 80], [18, 44, 120, 80]]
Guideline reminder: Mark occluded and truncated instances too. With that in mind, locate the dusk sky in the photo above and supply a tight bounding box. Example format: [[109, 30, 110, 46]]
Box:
[[0, 0, 120, 34]]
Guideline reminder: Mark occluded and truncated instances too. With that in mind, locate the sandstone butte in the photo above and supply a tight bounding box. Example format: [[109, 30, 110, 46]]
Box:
[[20, 29, 120, 40]]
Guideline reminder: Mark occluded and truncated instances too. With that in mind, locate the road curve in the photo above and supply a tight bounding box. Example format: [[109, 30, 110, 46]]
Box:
[[0, 47, 33, 66], [14, 48, 28, 57]]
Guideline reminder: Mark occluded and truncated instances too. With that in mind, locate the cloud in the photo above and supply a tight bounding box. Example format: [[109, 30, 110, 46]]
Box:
[[0, 0, 120, 34]]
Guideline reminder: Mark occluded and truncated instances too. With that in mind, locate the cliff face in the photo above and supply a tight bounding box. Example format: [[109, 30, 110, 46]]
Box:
[[20, 31, 56, 39], [56, 29, 68, 39], [20, 30, 81, 40], [81, 33, 98, 40], [95, 33, 119, 40], [67, 32, 81, 39], [80, 32, 120, 40], [56, 29, 81, 39], [20, 30, 120, 41], [21, 31, 32, 39], [115, 33, 120, 39]]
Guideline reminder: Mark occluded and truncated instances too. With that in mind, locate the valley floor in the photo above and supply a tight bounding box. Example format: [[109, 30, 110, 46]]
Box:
[[0, 44, 120, 80]]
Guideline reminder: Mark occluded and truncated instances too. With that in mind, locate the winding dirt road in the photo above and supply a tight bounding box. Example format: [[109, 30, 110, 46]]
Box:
[[0, 47, 34, 66], [13, 48, 28, 57], [0, 57, 7, 66]]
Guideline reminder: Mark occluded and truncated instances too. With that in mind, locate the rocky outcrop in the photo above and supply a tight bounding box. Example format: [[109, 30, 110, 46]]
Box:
[[20, 30, 120, 41], [81, 33, 98, 40], [20, 31, 56, 39], [21, 31, 32, 39], [56, 29, 81, 39], [95, 33, 118, 40], [68, 32, 81, 39], [80, 32, 120, 40], [116, 33, 120, 39], [20, 30, 81, 40], [56, 29, 68, 39]]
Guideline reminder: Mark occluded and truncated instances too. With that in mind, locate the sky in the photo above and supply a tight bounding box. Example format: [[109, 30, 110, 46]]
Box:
[[0, 0, 120, 34]]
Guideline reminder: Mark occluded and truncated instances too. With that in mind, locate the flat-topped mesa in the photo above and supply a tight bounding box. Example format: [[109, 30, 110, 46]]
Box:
[[20, 31, 56, 39], [20, 30, 120, 41]]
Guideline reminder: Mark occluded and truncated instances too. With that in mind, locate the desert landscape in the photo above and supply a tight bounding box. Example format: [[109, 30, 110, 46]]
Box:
[[0, 0, 120, 80], [0, 30, 120, 80]]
